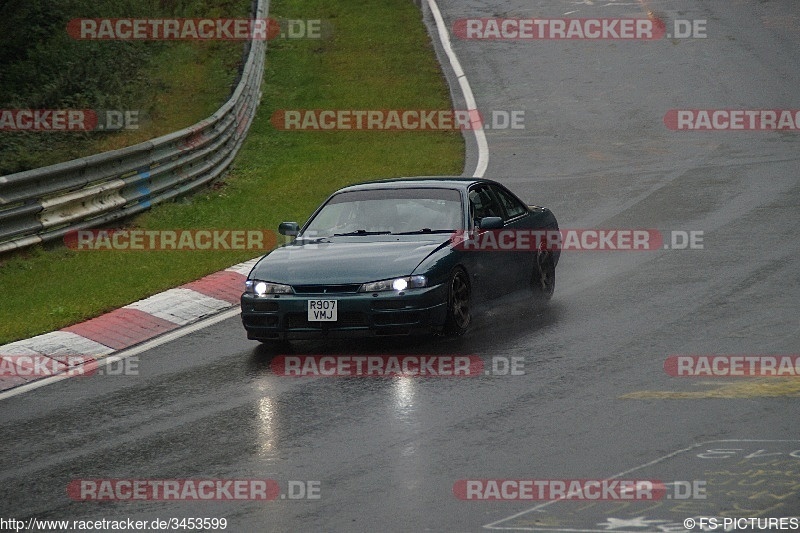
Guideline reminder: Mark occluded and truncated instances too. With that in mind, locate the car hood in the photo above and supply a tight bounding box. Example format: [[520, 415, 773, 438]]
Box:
[[249, 236, 449, 285]]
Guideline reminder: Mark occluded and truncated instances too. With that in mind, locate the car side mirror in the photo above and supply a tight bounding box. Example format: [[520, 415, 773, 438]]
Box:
[[478, 216, 503, 230], [278, 222, 300, 236]]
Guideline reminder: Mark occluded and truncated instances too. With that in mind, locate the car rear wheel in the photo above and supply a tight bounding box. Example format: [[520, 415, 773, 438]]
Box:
[[443, 268, 471, 336], [532, 251, 555, 300]]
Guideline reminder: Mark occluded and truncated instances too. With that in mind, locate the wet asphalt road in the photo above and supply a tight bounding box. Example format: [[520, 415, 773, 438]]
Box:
[[1, 1, 799, 531]]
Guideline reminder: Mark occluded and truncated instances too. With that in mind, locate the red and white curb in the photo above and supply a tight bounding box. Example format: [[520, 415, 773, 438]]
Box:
[[0, 257, 260, 393]]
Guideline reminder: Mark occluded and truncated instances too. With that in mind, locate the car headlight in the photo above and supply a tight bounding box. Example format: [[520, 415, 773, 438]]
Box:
[[245, 280, 293, 296], [359, 275, 427, 292]]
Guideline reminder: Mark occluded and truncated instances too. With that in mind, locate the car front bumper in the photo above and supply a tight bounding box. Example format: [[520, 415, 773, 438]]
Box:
[[240, 283, 449, 340]]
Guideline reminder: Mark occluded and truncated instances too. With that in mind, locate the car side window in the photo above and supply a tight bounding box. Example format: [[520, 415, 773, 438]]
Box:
[[468, 185, 504, 226], [491, 185, 527, 220]]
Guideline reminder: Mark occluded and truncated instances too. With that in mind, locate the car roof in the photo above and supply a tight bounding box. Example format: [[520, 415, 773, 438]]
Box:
[[336, 176, 504, 193]]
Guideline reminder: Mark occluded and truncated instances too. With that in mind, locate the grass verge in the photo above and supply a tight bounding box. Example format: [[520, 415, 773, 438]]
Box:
[[0, 0, 248, 173], [0, 0, 464, 344]]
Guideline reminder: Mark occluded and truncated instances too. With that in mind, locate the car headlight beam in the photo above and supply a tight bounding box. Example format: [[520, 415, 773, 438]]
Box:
[[255, 281, 268, 296], [245, 280, 293, 296], [360, 275, 427, 293]]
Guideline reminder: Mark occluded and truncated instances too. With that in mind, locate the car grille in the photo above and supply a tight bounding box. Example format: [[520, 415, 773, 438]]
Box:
[[285, 312, 368, 329], [244, 301, 280, 313], [373, 311, 421, 326], [292, 284, 361, 294], [243, 315, 279, 328]]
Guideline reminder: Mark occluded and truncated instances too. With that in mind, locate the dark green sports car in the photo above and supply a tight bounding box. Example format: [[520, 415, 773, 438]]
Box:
[[241, 177, 559, 342]]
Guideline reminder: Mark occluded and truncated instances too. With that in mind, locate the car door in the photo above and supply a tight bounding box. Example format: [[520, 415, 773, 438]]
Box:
[[489, 183, 533, 291], [466, 184, 511, 299]]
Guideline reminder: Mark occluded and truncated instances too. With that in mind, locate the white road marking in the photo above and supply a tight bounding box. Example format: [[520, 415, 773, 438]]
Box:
[[482, 439, 800, 530], [427, 0, 489, 178]]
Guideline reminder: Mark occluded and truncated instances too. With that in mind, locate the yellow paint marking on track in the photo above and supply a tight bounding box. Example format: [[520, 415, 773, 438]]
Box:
[[621, 379, 800, 399]]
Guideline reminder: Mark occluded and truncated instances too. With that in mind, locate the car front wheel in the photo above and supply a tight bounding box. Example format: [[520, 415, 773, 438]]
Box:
[[532, 250, 555, 300], [443, 268, 472, 336]]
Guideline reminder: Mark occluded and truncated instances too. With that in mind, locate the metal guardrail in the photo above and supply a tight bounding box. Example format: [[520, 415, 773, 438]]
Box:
[[0, 0, 267, 254]]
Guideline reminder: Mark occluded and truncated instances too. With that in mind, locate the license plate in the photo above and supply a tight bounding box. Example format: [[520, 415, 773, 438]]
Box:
[[307, 299, 337, 321]]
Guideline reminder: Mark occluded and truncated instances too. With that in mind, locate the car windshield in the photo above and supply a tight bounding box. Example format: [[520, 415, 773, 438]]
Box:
[[301, 187, 463, 238]]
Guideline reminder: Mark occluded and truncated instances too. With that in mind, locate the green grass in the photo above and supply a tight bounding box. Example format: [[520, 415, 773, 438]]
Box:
[[0, 0, 249, 174], [0, 40, 244, 166], [90, 40, 246, 154], [0, 0, 464, 344]]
